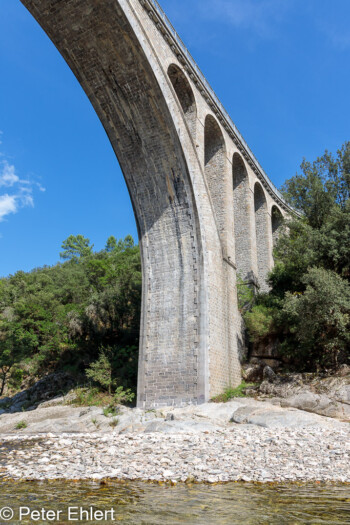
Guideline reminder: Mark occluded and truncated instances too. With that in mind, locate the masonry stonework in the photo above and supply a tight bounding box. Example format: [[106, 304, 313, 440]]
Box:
[[20, 0, 290, 407]]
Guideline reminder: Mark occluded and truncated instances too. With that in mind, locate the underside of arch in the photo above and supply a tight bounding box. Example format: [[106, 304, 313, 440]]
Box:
[[168, 64, 197, 139], [232, 153, 253, 282], [271, 205, 284, 247], [204, 115, 227, 242], [254, 182, 270, 291], [20, 0, 204, 407]]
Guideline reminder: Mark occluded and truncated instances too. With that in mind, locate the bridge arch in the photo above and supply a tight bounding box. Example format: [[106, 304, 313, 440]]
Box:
[[271, 205, 284, 248], [17, 0, 291, 407], [168, 64, 197, 139], [19, 0, 210, 408], [204, 115, 227, 240], [254, 182, 270, 291], [232, 152, 252, 281]]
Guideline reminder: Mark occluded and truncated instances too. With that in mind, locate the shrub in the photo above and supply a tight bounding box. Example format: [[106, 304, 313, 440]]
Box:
[[103, 405, 119, 417], [113, 386, 135, 405], [15, 420, 27, 430], [280, 268, 350, 369], [212, 381, 254, 403], [237, 276, 255, 313], [86, 350, 115, 394], [243, 304, 275, 343]]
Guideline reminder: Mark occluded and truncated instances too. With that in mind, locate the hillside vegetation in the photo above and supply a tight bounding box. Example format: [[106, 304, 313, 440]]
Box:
[[0, 235, 141, 397], [0, 142, 349, 401], [243, 141, 350, 371]]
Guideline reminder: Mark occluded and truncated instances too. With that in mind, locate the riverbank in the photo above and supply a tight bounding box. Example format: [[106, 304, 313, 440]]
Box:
[[1, 426, 349, 483], [0, 398, 349, 483]]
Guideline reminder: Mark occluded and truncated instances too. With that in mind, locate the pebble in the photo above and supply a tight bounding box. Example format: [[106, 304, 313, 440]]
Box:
[[0, 426, 349, 483]]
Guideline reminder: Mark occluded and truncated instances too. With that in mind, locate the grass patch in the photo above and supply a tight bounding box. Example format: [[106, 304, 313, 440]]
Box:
[[68, 386, 134, 409], [15, 420, 27, 430], [211, 381, 255, 403], [109, 418, 119, 428], [91, 417, 100, 429], [68, 387, 114, 408], [103, 405, 119, 418]]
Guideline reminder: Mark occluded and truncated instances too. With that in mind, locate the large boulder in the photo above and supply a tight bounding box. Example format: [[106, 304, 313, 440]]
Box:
[[0, 372, 76, 414], [263, 366, 277, 383], [230, 401, 346, 428], [281, 391, 350, 421]]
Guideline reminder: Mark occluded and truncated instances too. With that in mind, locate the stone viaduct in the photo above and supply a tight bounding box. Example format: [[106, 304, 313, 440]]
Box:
[[20, 0, 293, 408]]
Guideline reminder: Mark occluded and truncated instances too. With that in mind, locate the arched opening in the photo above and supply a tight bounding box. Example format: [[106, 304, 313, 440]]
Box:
[[18, 0, 204, 409], [232, 153, 251, 281], [168, 64, 197, 138], [254, 182, 269, 291], [271, 205, 284, 247], [204, 115, 227, 239]]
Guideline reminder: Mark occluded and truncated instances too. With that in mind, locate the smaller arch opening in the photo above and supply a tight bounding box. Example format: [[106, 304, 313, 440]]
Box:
[[168, 64, 197, 138], [271, 205, 284, 247]]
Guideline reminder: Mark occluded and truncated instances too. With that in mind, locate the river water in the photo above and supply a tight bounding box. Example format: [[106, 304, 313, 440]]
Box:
[[0, 480, 349, 524]]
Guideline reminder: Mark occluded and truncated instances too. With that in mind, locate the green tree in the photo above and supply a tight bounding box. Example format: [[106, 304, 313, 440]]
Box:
[[86, 349, 115, 394], [60, 235, 93, 261], [105, 236, 117, 253], [0, 234, 141, 396], [279, 268, 350, 369], [105, 234, 135, 253], [0, 320, 27, 395], [281, 141, 350, 228]]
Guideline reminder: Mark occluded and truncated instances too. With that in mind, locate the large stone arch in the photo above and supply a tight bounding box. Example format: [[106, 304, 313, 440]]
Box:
[[19, 0, 208, 408], [16, 0, 293, 407], [254, 182, 270, 291], [204, 115, 227, 242], [168, 64, 197, 139], [271, 205, 284, 248], [232, 152, 252, 282]]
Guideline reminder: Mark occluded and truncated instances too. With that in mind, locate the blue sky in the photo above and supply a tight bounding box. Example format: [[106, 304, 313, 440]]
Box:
[[0, 0, 349, 277]]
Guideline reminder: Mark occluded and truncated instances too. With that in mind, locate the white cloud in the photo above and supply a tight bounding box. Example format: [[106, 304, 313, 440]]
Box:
[[19, 191, 34, 208], [0, 134, 45, 227], [0, 194, 18, 222], [0, 161, 20, 187]]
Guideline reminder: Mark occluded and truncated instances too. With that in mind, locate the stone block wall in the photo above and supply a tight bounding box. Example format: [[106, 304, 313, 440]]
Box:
[[20, 0, 289, 407]]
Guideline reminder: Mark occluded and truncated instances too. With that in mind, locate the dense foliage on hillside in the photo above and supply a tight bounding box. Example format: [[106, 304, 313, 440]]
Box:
[[1, 143, 349, 397], [244, 141, 350, 371], [0, 235, 141, 395]]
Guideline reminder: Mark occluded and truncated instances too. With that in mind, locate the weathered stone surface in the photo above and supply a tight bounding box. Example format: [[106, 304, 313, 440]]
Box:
[[1, 373, 76, 414], [1, 401, 349, 483], [0, 397, 347, 435], [244, 364, 265, 382], [230, 403, 345, 428], [263, 365, 277, 382], [281, 392, 350, 421], [336, 364, 350, 377], [258, 373, 350, 422]]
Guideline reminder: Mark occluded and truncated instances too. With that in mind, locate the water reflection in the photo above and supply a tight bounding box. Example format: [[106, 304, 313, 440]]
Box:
[[0, 480, 349, 524]]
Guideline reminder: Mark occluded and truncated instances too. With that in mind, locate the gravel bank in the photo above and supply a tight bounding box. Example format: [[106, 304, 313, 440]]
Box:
[[1, 426, 349, 484]]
